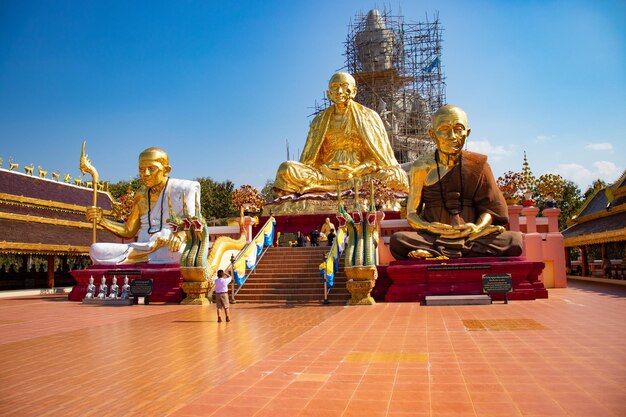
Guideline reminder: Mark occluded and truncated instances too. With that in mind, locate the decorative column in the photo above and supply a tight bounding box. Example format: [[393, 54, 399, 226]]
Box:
[[47, 255, 55, 289], [542, 207, 566, 287], [507, 204, 523, 232], [521, 206, 543, 281]]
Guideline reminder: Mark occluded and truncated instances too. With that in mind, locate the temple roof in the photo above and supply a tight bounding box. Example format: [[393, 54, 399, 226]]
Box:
[[562, 169, 626, 247], [0, 168, 123, 255]]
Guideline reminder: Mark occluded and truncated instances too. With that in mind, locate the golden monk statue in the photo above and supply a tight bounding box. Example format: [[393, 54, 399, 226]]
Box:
[[390, 105, 523, 259], [86, 147, 200, 264], [274, 72, 408, 196]]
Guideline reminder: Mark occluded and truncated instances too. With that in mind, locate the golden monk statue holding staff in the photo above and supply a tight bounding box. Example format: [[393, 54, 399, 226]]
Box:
[[273, 72, 408, 196], [85, 147, 200, 264], [390, 105, 523, 259]]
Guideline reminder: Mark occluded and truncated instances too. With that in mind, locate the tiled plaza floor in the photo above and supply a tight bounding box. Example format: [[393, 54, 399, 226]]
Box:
[[0, 280, 624, 417]]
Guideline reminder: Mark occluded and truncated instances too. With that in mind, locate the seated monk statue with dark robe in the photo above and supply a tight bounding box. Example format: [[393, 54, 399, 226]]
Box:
[[273, 72, 408, 196], [390, 105, 523, 260]]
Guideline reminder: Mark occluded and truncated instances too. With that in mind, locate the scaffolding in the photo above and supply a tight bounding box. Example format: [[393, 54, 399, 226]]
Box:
[[341, 8, 446, 164]]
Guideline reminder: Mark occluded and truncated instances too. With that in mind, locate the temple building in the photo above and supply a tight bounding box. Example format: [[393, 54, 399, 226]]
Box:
[[0, 167, 123, 290], [562, 170, 626, 278]]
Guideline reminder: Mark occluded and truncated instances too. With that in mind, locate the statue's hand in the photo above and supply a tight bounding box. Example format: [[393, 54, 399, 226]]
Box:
[[320, 164, 353, 181], [468, 225, 505, 241], [85, 206, 103, 224], [439, 222, 478, 239], [168, 233, 184, 252], [353, 162, 376, 176], [426, 221, 454, 235]]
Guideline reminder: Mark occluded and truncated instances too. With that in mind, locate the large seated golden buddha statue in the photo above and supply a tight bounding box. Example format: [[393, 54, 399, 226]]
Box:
[[273, 72, 408, 197]]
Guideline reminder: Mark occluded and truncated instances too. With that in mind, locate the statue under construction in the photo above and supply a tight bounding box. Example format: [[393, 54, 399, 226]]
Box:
[[344, 8, 446, 165]]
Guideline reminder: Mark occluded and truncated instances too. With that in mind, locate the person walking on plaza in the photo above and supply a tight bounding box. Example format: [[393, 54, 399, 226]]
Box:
[[214, 270, 231, 322]]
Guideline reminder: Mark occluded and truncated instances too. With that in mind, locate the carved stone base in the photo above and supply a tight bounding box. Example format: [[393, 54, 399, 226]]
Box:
[[346, 280, 376, 305], [181, 281, 212, 305], [345, 266, 378, 305]]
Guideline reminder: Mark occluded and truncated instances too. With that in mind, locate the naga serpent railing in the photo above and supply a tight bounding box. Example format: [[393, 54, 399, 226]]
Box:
[[229, 216, 276, 302]]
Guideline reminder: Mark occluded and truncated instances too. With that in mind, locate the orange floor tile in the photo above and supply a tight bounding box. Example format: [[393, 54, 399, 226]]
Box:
[[0, 280, 624, 416]]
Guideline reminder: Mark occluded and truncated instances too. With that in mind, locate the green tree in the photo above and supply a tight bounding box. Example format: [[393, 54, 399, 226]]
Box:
[[108, 177, 142, 200], [583, 178, 607, 200], [261, 178, 276, 202], [555, 180, 583, 230], [196, 177, 237, 221]]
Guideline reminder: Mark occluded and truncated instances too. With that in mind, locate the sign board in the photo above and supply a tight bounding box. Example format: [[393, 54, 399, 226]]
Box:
[[482, 274, 512, 292], [482, 273, 512, 304], [130, 279, 153, 304]]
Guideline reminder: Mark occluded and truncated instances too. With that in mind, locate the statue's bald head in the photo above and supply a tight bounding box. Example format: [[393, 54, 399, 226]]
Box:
[[328, 72, 356, 89], [139, 147, 169, 167], [327, 72, 357, 104], [432, 105, 468, 129]]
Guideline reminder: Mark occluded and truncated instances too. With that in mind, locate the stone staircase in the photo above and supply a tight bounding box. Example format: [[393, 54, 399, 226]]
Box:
[[233, 246, 350, 303]]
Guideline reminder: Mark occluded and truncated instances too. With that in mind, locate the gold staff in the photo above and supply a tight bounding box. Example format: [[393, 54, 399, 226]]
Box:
[[79, 141, 99, 244]]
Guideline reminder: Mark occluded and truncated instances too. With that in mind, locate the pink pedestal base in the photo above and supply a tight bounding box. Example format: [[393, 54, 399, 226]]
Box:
[[68, 264, 183, 303], [381, 257, 547, 302]]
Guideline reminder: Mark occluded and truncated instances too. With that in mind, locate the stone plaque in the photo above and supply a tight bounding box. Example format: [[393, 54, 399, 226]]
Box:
[[130, 279, 153, 297], [482, 274, 512, 293]]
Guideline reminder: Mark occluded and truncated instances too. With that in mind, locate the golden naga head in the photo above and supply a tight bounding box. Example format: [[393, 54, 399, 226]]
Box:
[[326, 72, 357, 105], [138, 147, 171, 189], [429, 104, 471, 158]]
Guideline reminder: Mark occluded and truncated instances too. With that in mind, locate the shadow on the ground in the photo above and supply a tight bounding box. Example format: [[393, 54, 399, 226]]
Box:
[[567, 279, 626, 298]]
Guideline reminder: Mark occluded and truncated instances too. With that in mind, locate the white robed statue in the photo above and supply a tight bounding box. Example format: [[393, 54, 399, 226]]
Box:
[[86, 147, 200, 265]]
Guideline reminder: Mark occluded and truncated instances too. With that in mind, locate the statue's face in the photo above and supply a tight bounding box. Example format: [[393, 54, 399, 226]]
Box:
[[327, 73, 356, 105], [430, 108, 470, 157], [139, 157, 169, 189]]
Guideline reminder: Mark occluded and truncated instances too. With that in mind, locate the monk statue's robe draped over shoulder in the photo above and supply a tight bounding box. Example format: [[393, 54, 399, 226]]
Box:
[[274, 72, 408, 196], [389, 105, 523, 260]]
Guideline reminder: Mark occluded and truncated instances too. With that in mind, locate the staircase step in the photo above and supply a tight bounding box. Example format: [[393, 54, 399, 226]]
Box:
[[234, 246, 350, 303], [425, 295, 492, 306]]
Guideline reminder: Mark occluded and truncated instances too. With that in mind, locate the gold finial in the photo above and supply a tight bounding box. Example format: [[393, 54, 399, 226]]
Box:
[[64, 173, 72, 183], [182, 191, 188, 216], [52, 171, 60, 181], [8, 157, 18, 171], [195, 192, 202, 219], [24, 163, 34, 175], [167, 188, 175, 216], [354, 179, 361, 211], [336, 182, 344, 212], [37, 165, 48, 178]]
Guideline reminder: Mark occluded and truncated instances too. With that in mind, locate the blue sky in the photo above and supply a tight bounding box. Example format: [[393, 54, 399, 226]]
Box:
[[1, 0, 624, 193]]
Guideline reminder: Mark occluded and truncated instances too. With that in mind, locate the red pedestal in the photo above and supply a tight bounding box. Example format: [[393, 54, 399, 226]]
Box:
[[68, 264, 183, 303], [256, 212, 401, 242], [382, 257, 547, 302]]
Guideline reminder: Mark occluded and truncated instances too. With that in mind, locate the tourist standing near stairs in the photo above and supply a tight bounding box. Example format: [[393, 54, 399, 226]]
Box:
[[310, 227, 320, 247], [214, 270, 231, 323]]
